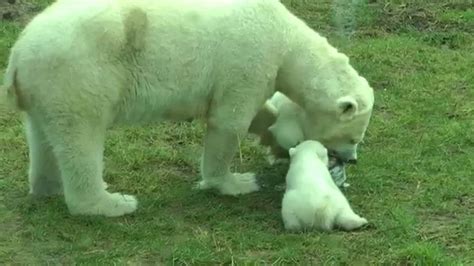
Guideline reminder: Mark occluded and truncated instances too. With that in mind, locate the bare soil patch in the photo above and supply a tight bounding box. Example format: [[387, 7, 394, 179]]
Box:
[[0, 0, 42, 25]]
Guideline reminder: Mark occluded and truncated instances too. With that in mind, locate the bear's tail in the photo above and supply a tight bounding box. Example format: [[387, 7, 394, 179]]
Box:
[[2, 53, 27, 111]]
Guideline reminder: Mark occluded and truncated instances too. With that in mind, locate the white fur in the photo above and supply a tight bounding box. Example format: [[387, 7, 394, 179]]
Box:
[[3, 0, 374, 216], [281, 141, 367, 231]]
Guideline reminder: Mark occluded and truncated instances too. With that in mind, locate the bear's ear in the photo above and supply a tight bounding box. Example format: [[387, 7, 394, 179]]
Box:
[[289, 147, 296, 157], [336, 96, 358, 121]]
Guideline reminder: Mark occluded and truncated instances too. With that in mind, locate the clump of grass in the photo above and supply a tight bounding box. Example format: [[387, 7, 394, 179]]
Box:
[[394, 242, 456, 265]]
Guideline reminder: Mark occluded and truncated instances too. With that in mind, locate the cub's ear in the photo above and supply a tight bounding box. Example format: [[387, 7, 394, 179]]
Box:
[[289, 147, 296, 157], [336, 96, 358, 121]]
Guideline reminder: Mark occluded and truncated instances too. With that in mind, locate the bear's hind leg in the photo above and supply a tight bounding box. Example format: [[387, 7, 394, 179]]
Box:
[[43, 118, 137, 217], [26, 115, 62, 197]]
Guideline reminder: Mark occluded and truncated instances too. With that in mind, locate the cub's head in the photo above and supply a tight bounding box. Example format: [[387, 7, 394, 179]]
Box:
[[289, 140, 329, 165]]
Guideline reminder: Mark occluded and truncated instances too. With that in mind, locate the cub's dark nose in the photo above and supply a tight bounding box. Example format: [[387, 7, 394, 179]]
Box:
[[347, 159, 357, 165]]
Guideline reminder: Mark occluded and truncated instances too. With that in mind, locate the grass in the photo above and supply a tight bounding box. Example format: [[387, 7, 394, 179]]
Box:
[[1, 0, 473, 264]]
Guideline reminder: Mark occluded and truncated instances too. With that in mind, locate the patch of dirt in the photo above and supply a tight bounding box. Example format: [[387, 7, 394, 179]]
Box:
[[370, 1, 473, 34], [417, 209, 473, 256], [349, 1, 473, 39], [376, 2, 438, 32], [443, 1, 474, 11], [0, 0, 43, 25]]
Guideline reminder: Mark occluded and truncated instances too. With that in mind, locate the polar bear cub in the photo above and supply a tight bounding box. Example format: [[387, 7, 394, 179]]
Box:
[[281, 140, 367, 231]]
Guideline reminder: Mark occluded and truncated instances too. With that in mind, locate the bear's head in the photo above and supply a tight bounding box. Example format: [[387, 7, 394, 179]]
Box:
[[306, 55, 373, 164], [278, 52, 374, 164], [303, 105, 372, 164]]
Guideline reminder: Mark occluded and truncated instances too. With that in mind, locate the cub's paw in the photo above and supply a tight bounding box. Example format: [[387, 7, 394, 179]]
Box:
[[339, 215, 368, 231]]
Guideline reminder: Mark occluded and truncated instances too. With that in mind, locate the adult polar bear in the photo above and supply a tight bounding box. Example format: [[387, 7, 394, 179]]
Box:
[[3, 0, 374, 217]]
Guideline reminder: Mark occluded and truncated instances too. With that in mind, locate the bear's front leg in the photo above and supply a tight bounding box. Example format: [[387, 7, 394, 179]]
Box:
[[196, 124, 259, 195]]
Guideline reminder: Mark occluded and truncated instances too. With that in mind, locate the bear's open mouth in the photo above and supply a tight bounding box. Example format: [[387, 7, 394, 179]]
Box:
[[328, 154, 344, 169], [328, 150, 342, 163]]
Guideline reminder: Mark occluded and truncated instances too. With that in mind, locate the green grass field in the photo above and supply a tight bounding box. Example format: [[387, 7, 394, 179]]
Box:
[[1, 0, 473, 264]]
